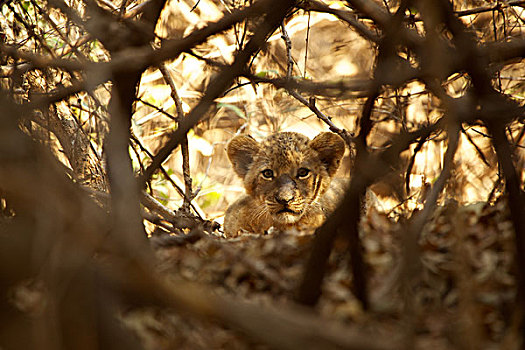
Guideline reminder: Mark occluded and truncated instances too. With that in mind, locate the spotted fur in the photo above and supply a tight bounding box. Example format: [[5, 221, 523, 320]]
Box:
[[224, 131, 346, 236]]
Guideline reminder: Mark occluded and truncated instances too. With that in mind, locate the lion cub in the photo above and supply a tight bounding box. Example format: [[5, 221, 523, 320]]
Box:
[[224, 131, 346, 236]]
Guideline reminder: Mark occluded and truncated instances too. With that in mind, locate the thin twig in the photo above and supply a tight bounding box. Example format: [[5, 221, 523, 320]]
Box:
[[280, 21, 294, 78], [299, 0, 380, 43], [130, 134, 204, 219], [243, 73, 372, 97], [451, 0, 525, 18], [287, 89, 354, 147], [303, 11, 311, 78], [141, 191, 206, 229], [158, 64, 194, 212], [460, 125, 491, 167], [404, 135, 427, 195], [136, 97, 178, 121]]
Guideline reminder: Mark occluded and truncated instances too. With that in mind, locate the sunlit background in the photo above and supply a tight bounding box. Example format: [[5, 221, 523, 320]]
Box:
[[3, 0, 524, 226]]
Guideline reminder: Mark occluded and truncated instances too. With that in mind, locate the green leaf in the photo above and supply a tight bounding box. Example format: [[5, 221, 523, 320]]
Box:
[[217, 103, 246, 120]]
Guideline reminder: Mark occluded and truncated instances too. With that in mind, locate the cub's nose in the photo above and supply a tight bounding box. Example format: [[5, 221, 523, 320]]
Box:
[[275, 191, 294, 205], [275, 175, 296, 205]]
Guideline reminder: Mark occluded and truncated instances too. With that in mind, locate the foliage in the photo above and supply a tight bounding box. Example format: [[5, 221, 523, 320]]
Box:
[[0, 0, 525, 349]]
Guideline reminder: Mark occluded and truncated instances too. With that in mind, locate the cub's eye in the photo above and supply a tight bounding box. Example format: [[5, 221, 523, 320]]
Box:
[[297, 168, 310, 178], [261, 169, 274, 179]]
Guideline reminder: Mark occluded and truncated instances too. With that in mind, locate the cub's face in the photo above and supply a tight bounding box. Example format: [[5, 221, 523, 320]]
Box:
[[227, 132, 345, 226]]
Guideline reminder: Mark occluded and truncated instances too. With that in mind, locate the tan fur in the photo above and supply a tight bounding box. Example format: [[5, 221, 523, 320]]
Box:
[[224, 131, 345, 236]]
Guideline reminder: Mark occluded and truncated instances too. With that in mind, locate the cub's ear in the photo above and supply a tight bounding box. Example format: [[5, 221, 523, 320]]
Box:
[[227, 135, 261, 178], [309, 132, 345, 177]]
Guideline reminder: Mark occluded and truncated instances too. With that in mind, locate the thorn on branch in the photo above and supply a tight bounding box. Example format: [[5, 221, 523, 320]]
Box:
[[280, 21, 294, 78]]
